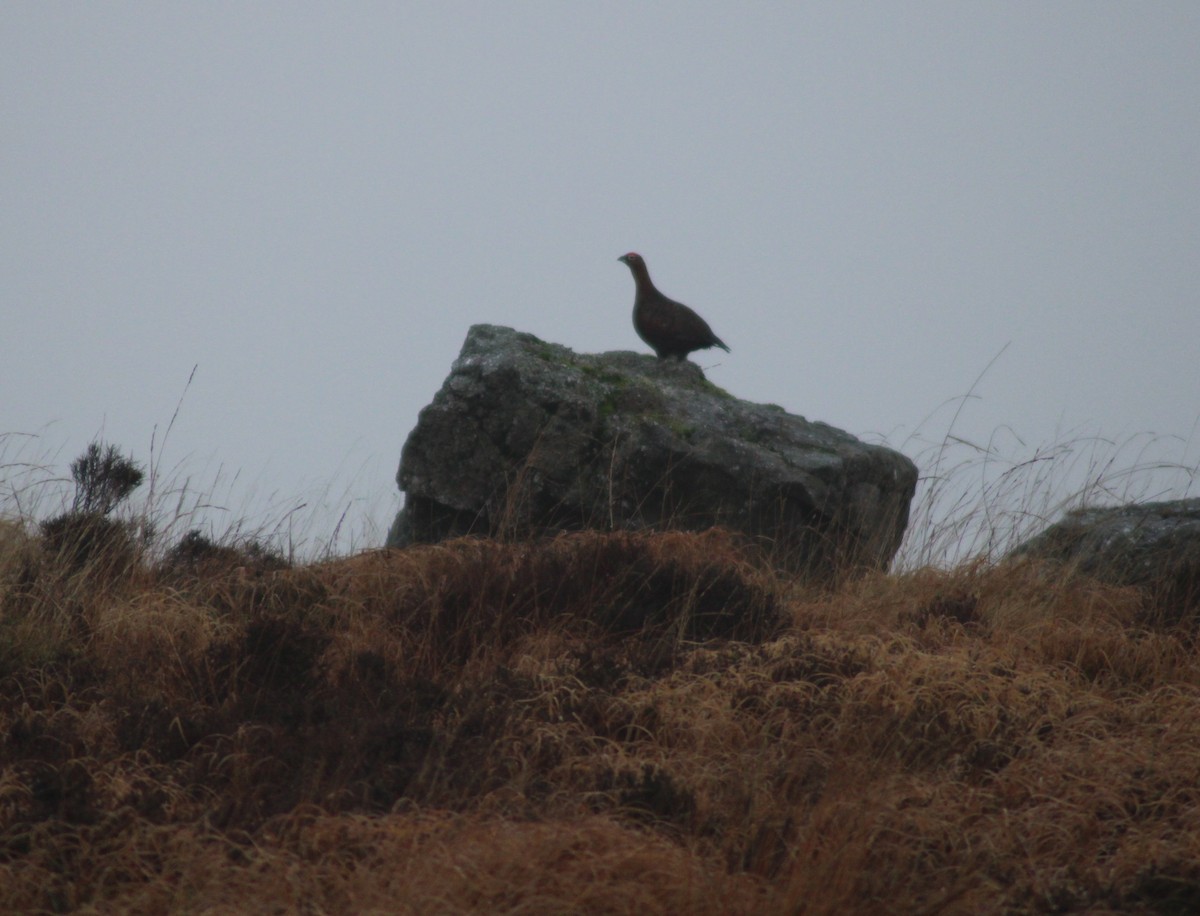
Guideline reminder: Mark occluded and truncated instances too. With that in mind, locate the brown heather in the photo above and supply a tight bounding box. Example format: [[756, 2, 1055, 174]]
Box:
[[3, 520, 1200, 914]]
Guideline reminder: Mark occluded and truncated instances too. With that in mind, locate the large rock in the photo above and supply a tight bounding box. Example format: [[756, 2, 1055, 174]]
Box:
[[1011, 499, 1200, 624], [388, 325, 918, 574]]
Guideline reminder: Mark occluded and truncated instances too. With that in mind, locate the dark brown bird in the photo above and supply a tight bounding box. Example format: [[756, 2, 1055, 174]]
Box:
[[618, 252, 730, 361]]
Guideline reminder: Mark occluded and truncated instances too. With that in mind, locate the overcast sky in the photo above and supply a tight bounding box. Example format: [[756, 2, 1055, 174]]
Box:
[[4, 3, 1198, 556]]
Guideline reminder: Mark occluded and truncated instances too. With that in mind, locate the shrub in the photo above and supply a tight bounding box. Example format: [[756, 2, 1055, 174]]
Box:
[[38, 441, 144, 573]]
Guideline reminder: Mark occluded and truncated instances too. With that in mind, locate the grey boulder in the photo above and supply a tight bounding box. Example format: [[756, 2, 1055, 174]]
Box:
[[388, 325, 918, 574]]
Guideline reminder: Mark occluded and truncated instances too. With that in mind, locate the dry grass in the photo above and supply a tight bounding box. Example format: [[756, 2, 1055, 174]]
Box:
[[3, 516, 1200, 914]]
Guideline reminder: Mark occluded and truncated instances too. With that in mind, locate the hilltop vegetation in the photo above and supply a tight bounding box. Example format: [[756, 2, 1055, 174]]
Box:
[[2, 440, 1200, 913]]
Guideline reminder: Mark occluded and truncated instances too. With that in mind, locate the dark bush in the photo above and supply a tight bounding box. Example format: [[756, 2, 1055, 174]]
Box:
[[69, 442, 144, 516], [38, 442, 144, 573]]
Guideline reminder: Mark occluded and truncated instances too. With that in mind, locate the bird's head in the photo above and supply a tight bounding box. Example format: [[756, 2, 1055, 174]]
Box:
[[617, 252, 643, 268]]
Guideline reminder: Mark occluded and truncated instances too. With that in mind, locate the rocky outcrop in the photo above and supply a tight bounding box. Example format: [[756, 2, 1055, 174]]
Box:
[[388, 325, 918, 574], [1012, 498, 1200, 625]]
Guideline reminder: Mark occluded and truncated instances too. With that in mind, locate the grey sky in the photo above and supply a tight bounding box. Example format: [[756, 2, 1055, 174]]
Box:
[[4, 3, 1198, 554]]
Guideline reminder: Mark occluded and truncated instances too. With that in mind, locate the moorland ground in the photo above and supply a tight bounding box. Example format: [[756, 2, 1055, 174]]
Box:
[[3, 512, 1200, 914], [3, 429, 1199, 914]]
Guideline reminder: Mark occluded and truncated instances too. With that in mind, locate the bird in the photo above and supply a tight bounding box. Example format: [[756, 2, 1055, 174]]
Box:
[[618, 252, 730, 361]]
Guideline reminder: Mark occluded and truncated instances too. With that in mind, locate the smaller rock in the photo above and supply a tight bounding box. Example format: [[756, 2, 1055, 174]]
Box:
[[1011, 498, 1200, 626]]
